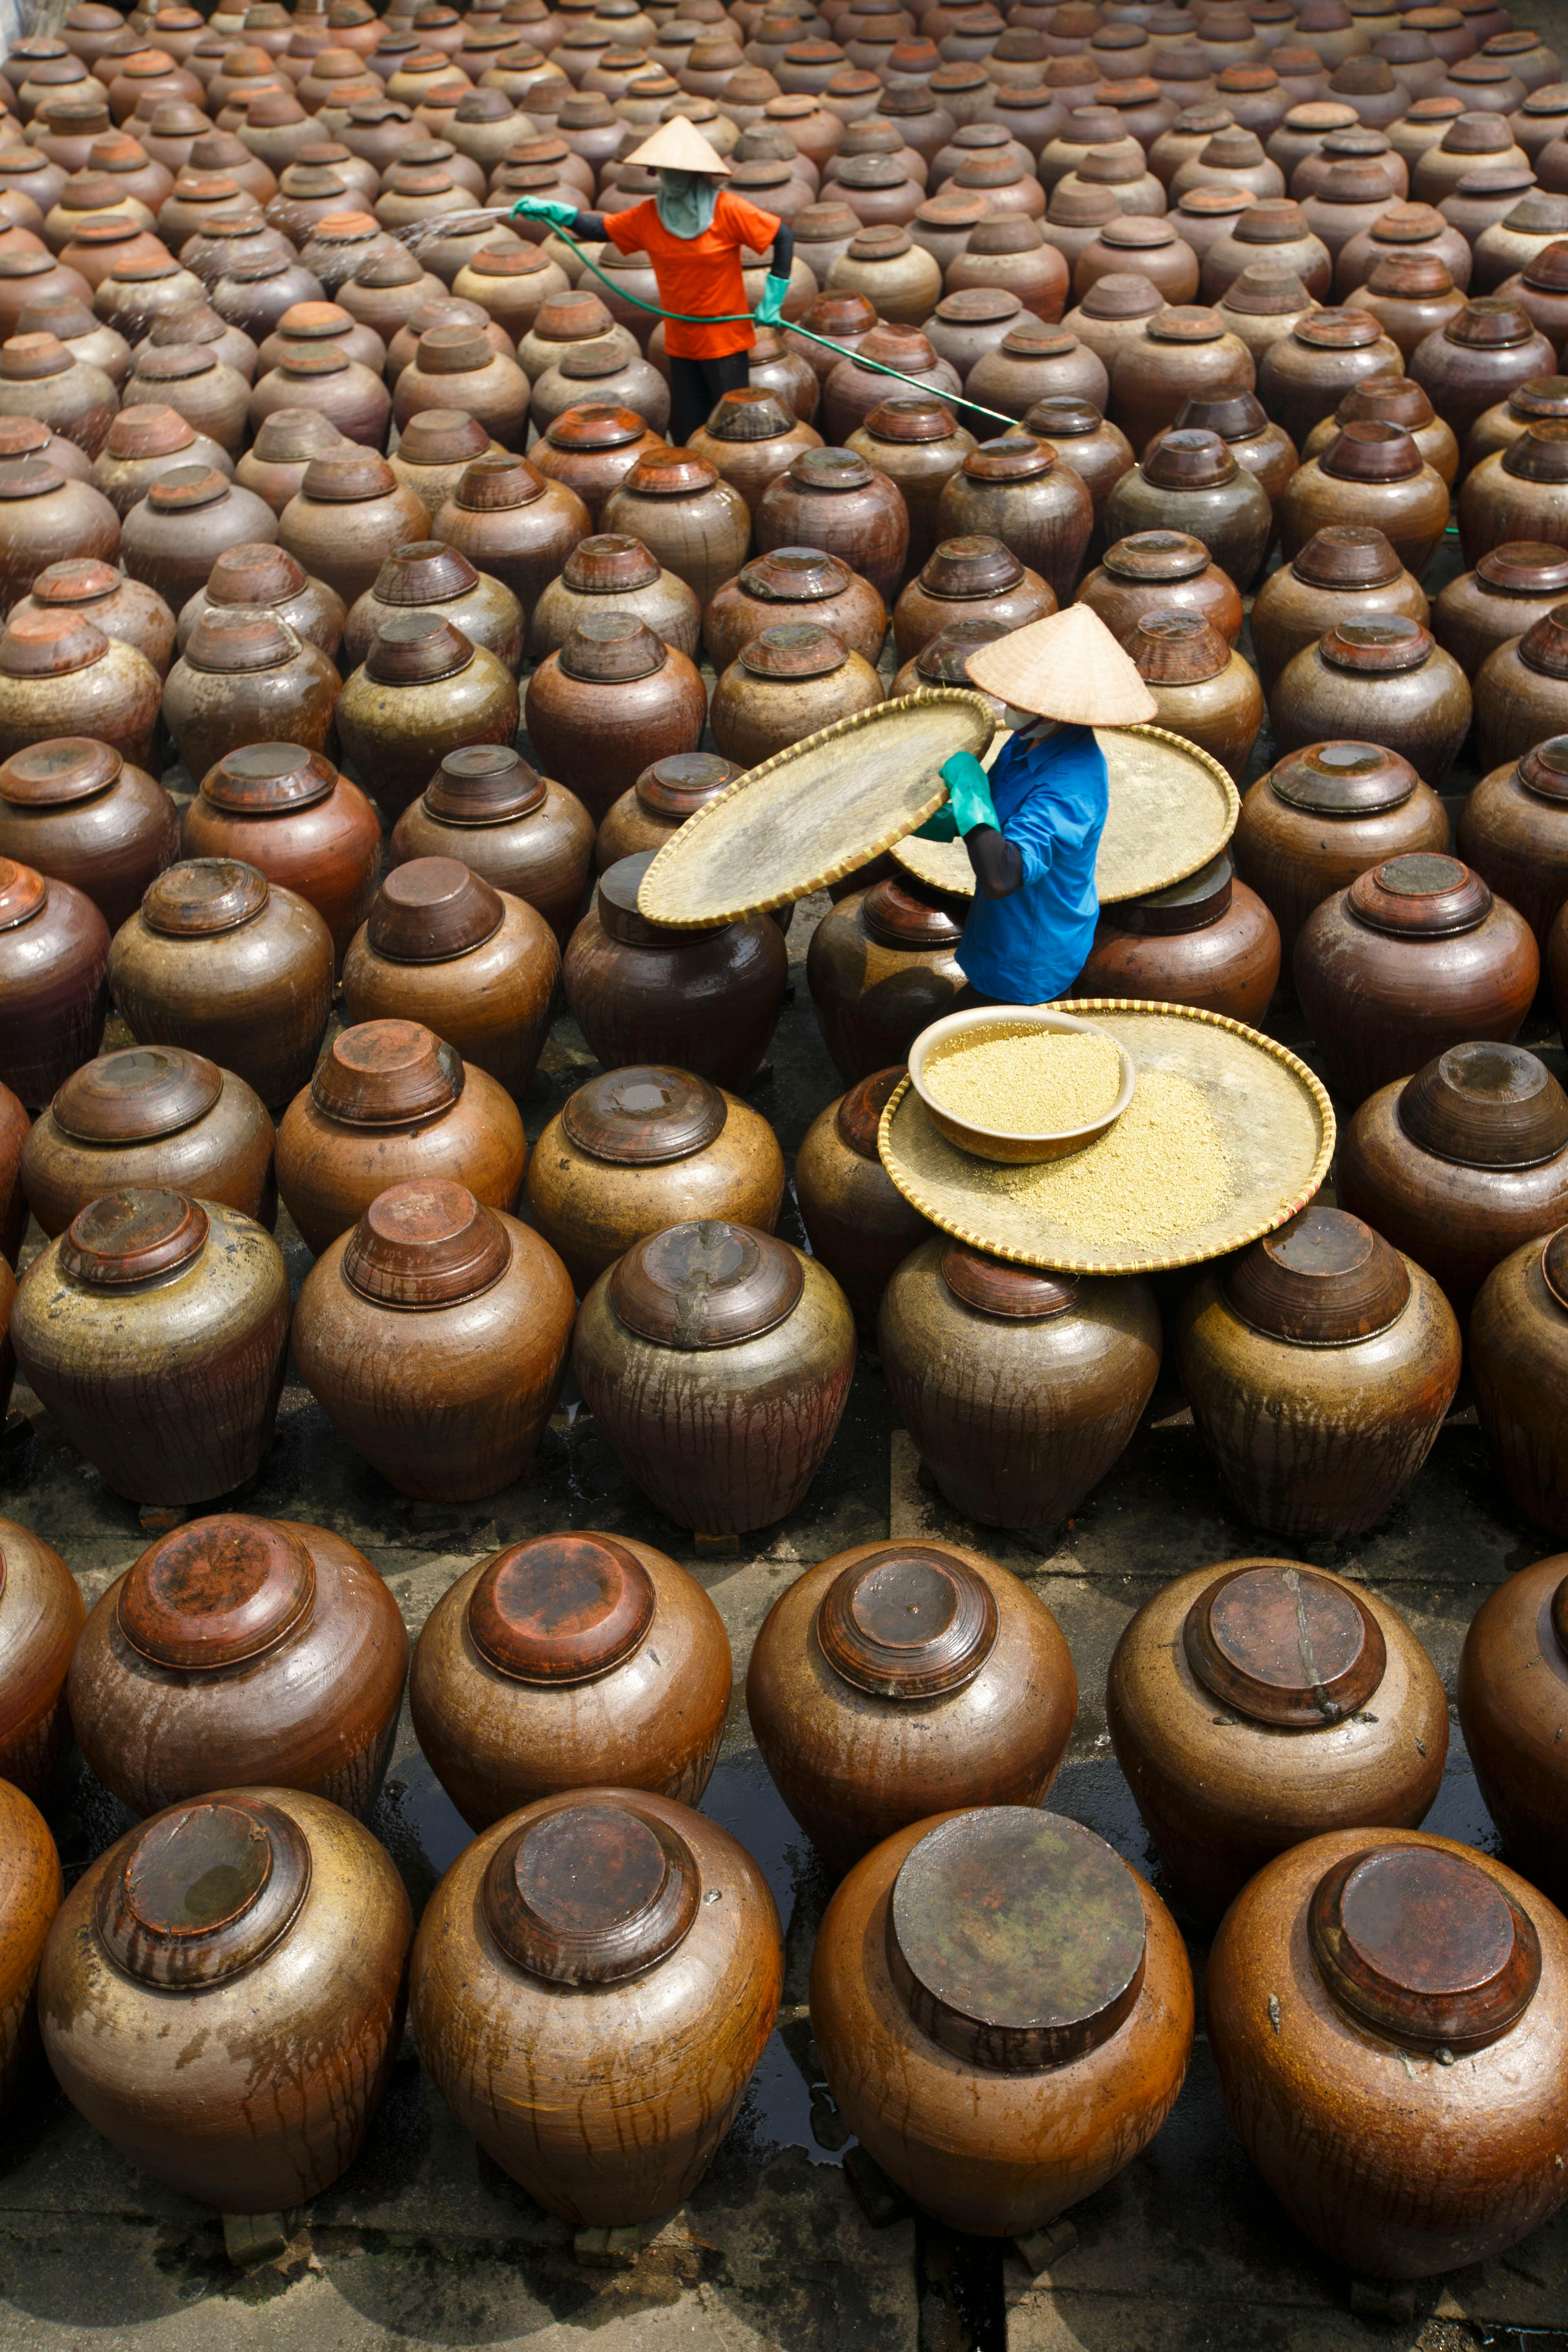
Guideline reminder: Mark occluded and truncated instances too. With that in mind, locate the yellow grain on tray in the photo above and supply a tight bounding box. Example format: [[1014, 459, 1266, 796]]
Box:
[[989, 1068, 1231, 1247], [924, 1026, 1125, 1134]]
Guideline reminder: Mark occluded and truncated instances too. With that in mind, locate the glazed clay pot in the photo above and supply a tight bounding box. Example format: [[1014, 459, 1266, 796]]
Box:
[[162, 609, 339, 783], [811, 1807, 1193, 2238], [526, 1065, 785, 1296], [1344, 248, 1468, 356], [964, 319, 1110, 420], [232, 408, 346, 517], [335, 612, 519, 824], [1207, 1831, 1568, 2280], [1459, 733, 1568, 953], [595, 754, 743, 876], [278, 448, 431, 608], [1460, 428, 1568, 562], [892, 532, 1054, 659], [8, 557, 170, 685], [1272, 617, 1472, 786], [119, 464, 281, 616], [276, 1019, 528, 1258], [21, 1043, 274, 1238], [1338, 1042, 1568, 1319], [843, 396, 977, 585], [794, 1065, 932, 1341], [808, 875, 971, 1084], [528, 535, 700, 669], [1250, 523, 1431, 695], [573, 1220, 856, 1536], [1256, 306, 1405, 447], [933, 432, 1094, 604], [342, 860, 559, 1105], [69, 1512, 408, 1817], [39, 1788, 410, 2211], [0, 457, 120, 615], [432, 453, 590, 620], [1234, 740, 1450, 969], [1411, 294, 1558, 445], [0, 331, 116, 458], [0, 858, 109, 1108], [0, 1080, 22, 1265], [1109, 305, 1260, 453], [1177, 1207, 1462, 1538], [1473, 1226, 1568, 1533], [1123, 616, 1266, 783], [1075, 526, 1245, 644], [0, 1518, 85, 1803], [11, 1186, 290, 1507], [528, 406, 669, 531], [180, 740, 379, 972], [565, 854, 788, 1095], [1166, 384, 1300, 519], [1073, 848, 1280, 1017], [294, 1179, 575, 1501], [703, 544, 886, 672], [688, 385, 824, 516], [710, 623, 883, 768], [412, 1532, 732, 1827], [0, 736, 176, 934], [525, 615, 707, 829], [390, 745, 593, 954], [385, 409, 500, 523], [751, 1533, 1079, 1878], [1278, 419, 1451, 576], [0, 1777, 59, 2122], [1459, 1548, 1568, 1900], [598, 448, 753, 618], [1109, 1559, 1448, 1920], [410, 1789, 781, 2225], [1474, 602, 1568, 772], [755, 445, 911, 609], [1104, 426, 1274, 590], [0, 602, 161, 775], [343, 539, 523, 673]]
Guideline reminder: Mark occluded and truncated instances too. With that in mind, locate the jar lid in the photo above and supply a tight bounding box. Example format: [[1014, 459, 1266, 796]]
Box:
[[740, 620, 846, 679], [835, 1064, 904, 1161], [1336, 376, 1437, 436], [1349, 850, 1492, 936], [198, 544, 306, 613], [1517, 733, 1568, 801], [863, 873, 965, 948], [1102, 529, 1209, 582], [370, 539, 479, 608], [59, 1184, 210, 1285], [1367, 252, 1454, 296], [184, 609, 298, 673], [146, 462, 231, 514], [635, 751, 739, 816], [455, 453, 544, 511], [1523, 242, 1568, 296], [143, 856, 268, 938], [1233, 199, 1308, 248], [311, 1018, 463, 1127], [1521, 603, 1568, 678], [1503, 422, 1568, 484], [1100, 217, 1179, 253], [1078, 269, 1163, 323], [466, 1533, 656, 1685], [609, 1218, 803, 1349], [1223, 1205, 1412, 1342], [201, 741, 336, 816], [1289, 523, 1402, 596], [1142, 426, 1237, 488], [961, 432, 1054, 485], [1129, 610, 1230, 687], [364, 609, 474, 684], [1183, 1560, 1387, 1726], [1115, 849, 1234, 934], [300, 448, 398, 502], [117, 1512, 316, 1671], [940, 1237, 1078, 1318], [342, 1176, 512, 1306], [1319, 614, 1434, 673], [738, 548, 855, 607], [1543, 1225, 1568, 1311], [817, 1542, 998, 1701], [1309, 1844, 1541, 2054], [480, 1796, 699, 1986], [623, 447, 718, 497], [920, 534, 1025, 598], [1294, 305, 1384, 349], [0, 331, 72, 383], [1220, 263, 1313, 316], [702, 385, 798, 444], [915, 617, 1009, 685], [0, 606, 109, 678], [27, 560, 127, 612], [888, 1809, 1147, 2072], [1397, 1042, 1568, 1170], [250, 410, 345, 464], [557, 339, 641, 386], [562, 1065, 726, 1166], [52, 1044, 223, 1145], [93, 1795, 312, 1990], [1269, 738, 1418, 814], [559, 535, 659, 596], [365, 854, 504, 961], [423, 743, 545, 824], [1447, 296, 1536, 350], [1174, 388, 1266, 441], [559, 610, 666, 683], [0, 735, 120, 809]]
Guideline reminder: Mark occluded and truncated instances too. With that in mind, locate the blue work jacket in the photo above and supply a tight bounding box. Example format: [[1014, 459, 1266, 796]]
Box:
[[956, 721, 1109, 1003]]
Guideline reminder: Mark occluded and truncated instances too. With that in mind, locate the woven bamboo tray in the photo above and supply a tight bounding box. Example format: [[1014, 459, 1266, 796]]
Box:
[[892, 725, 1241, 906], [878, 1000, 1335, 1275], [635, 689, 994, 929]]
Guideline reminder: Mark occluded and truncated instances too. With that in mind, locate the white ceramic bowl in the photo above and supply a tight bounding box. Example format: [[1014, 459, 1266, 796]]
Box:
[[907, 1005, 1136, 1165]]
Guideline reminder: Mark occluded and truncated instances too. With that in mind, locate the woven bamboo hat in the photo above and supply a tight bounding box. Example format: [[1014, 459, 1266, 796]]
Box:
[[625, 116, 732, 175], [966, 604, 1158, 726]]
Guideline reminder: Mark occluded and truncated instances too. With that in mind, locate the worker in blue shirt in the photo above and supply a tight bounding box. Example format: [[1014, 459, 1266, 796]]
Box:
[[916, 605, 1157, 1004]]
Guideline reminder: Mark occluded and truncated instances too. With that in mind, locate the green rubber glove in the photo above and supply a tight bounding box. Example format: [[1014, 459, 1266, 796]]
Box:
[[511, 196, 579, 229], [755, 270, 790, 326], [939, 750, 1000, 835]]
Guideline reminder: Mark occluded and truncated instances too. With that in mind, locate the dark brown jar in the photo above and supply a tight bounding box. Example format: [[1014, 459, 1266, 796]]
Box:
[[1459, 735, 1568, 954], [1127, 610, 1266, 781], [1075, 525, 1245, 645], [688, 384, 824, 517], [1103, 425, 1274, 589], [0, 1771, 60, 2119], [528, 404, 667, 531], [1256, 305, 1405, 446], [0, 1516, 83, 1805], [123, 339, 250, 459], [1459, 1548, 1568, 1903], [891, 531, 1054, 659], [524, 615, 706, 829], [1459, 421, 1568, 561], [794, 1064, 932, 1342], [0, 857, 109, 1108], [1474, 1226, 1568, 1533], [1435, 542, 1568, 689], [1109, 305, 1261, 454], [0, 1079, 22, 1265], [840, 398, 973, 586], [431, 451, 590, 618], [69, 1511, 408, 1818], [1016, 394, 1135, 548], [1298, 370, 1461, 483], [0, 597, 163, 776], [1212, 262, 1322, 372], [1497, 238, 1568, 345], [933, 433, 1094, 604], [11, 557, 173, 684], [597, 447, 753, 619], [710, 624, 883, 769], [965, 318, 1109, 423], [276, 1018, 527, 1257], [1251, 525, 1430, 695], [1294, 851, 1538, 1101], [162, 609, 339, 785], [1110, 1559, 1447, 1922], [1343, 248, 1468, 356], [754, 444, 911, 609], [1278, 417, 1451, 576], [879, 1237, 1161, 1526], [525, 1063, 785, 1295], [1060, 267, 1166, 377], [119, 462, 280, 616], [0, 737, 175, 934], [11, 1185, 290, 1508], [21, 1042, 274, 1239], [1073, 847, 1281, 1017], [1338, 1042, 1568, 1319], [277, 448, 430, 608], [1167, 384, 1300, 520], [0, 457, 120, 616], [595, 753, 742, 877], [229, 412, 343, 523], [807, 874, 970, 1084], [0, 331, 116, 460], [1178, 1206, 1461, 1537], [1411, 294, 1557, 444], [1475, 601, 1568, 771], [702, 543, 886, 675], [564, 853, 788, 1094], [343, 859, 559, 1105], [335, 611, 519, 823], [526, 533, 700, 671], [573, 1218, 855, 1536], [1197, 196, 1333, 303], [1234, 741, 1450, 967], [1272, 616, 1471, 784], [390, 744, 592, 954], [179, 740, 379, 971]]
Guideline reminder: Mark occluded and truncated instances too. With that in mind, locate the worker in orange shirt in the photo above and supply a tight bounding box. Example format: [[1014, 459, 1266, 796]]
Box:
[[510, 115, 793, 448]]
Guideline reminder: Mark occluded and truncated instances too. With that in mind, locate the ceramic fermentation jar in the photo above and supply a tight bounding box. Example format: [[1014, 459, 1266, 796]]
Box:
[[0, 606, 162, 776], [0, 1517, 85, 1803], [179, 742, 380, 973], [0, 1777, 58, 2121], [388, 746, 593, 955], [1071, 851, 1281, 1022], [523, 615, 708, 828], [1233, 742, 1450, 970], [334, 612, 520, 825], [1271, 617, 1471, 788], [161, 609, 340, 784], [709, 624, 884, 768], [342, 541, 524, 675], [793, 1065, 933, 1341], [1250, 525, 1432, 696], [0, 857, 110, 1108], [1458, 736, 1568, 956], [527, 532, 702, 666], [1074, 527, 1245, 645], [806, 875, 969, 1082], [1470, 1226, 1568, 1536], [0, 736, 177, 935], [21, 1045, 275, 1238], [1458, 1549, 1568, 1904]]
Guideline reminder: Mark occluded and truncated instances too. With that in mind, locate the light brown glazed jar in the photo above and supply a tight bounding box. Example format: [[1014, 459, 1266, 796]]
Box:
[[179, 740, 379, 971], [431, 451, 590, 618], [277, 447, 430, 608], [844, 396, 976, 584], [276, 1018, 527, 1257], [389, 744, 593, 954], [524, 613, 706, 829], [231, 408, 346, 517], [174, 537, 343, 662], [688, 384, 824, 516], [343, 858, 559, 1105], [20, 1042, 275, 1238], [0, 1515, 84, 1806], [119, 462, 280, 616], [1251, 526, 1430, 697], [1103, 425, 1274, 590], [702, 543, 886, 674], [808, 874, 969, 1083], [1459, 735, 1568, 954], [335, 611, 519, 824], [892, 531, 1054, 659], [934, 432, 1094, 604], [343, 539, 522, 673], [1474, 601, 1568, 771], [1298, 369, 1461, 482], [123, 339, 250, 457], [0, 606, 161, 775], [753, 444, 912, 608], [1165, 384, 1300, 517], [1459, 1547, 1568, 1905], [1459, 420, 1568, 561], [11, 1185, 290, 1508], [1272, 616, 1471, 784], [1133, 612, 1265, 777], [1411, 294, 1557, 445], [0, 331, 116, 459], [0, 857, 110, 1109], [526, 536, 699, 673], [1234, 740, 1450, 966], [1109, 304, 1261, 453], [965, 318, 1109, 419], [1177, 1207, 1462, 1538], [162, 608, 339, 784], [1212, 261, 1323, 368], [1435, 541, 1568, 685], [595, 753, 743, 878], [2, 550, 173, 694], [1343, 248, 1468, 356], [450, 241, 570, 340], [1256, 305, 1405, 445], [710, 622, 882, 769], [1277, 417, 1451, 575], [1472, 1225, 1568, 1536], [0, 457, 120, 615], [598, 447, 753, 617], [528, 403, 668, 530], [0, 735, 175, 934], [384, 409, 499, 522]]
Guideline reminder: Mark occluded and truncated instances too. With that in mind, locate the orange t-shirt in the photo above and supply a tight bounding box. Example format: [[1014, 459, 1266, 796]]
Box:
[[601, 189, 783, 361]]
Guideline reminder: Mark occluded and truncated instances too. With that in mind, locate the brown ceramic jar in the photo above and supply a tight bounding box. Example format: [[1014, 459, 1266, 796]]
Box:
[[525, 613, 706, 828], [231, 408, 345, 518], [1460, 421, 1568, 561], [595, 753, 743, 877], [1123, 614, 1266, 782], [0, 1775, 59, 2122], [0, 856, 109, 1107], [1212, 261, 1323, 368], [20, 1042, 274, 1239], [808, 873, 970, 1084], [1459, 1548, 1568, 1903], [793, 1064, 931, 1342], [564, 853, 788, 1095], [892, 531, 1054, 658], [688, 384, 824, 516], [0, 1079, 22, 1266], [0, 604, 161, 774], [1166, 384, 1300, 519], [527, 533, 699, 668], [0, 330, 116, 458], [1272, 616, 1471, 784], [1473, 1226, 1568, 1533], [1103, 424, 1274, 588], [748, 1536, 1078, 1873], [527, 405, 667, 532], [1411, 294, 1558, 444], [1075, 525, 1245, 644], [334, 611, 519, 822], [702, 543, 886, 673], [1459, 734, 1568, 955], [11, 1185, 290, 1508], [842, 396, 975, 583], [1343, 248, 1468, 356], [1435, 542, 1568, 691], [343, 539, 522, 673], [119, 464, 283, 620], [965, 318, 1110, 419], [0, 456, 120, 614], [1234, 740, 1450, 967], [180, 741, 379, 972], [277, 447, 430, 607], [1251, 526, 1430, 697], [385, 409, 500, 522], [933, 432, 1094, 603], [162, 608, 339, 783], [90, 394, 235, 518], [754, 444, 911, 608], [389, 744, 592, 953], [1109, 1559, 1448, 1921], [1256, 305, 1405, 445], [710, 622, 882, 768], [1073, 847, 1280, 1016], [0, 1517, 85, 1804], [1294, 851, 1538, 1101], [1109, 305, 1261, 453], [430, 454, 588, 622], [13, 555, 175, 679], [597, 448, 752, 617], [1299, 370, 1461, 483], [1475, 602, 1568, 771], [0, 735, 175, 933], [1278, 418, 1451, 580]]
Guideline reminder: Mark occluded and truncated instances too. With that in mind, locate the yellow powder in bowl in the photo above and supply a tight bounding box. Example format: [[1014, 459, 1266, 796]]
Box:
[[923, 1025, 1125, 1136], [991, 1068, 1230, 1248]]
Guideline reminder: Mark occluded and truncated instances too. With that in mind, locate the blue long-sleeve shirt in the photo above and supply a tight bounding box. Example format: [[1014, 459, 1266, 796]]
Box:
[[957, 722, 1109, 1003]]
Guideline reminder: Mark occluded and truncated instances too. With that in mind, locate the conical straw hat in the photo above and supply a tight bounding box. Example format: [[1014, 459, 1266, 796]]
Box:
[[966, 604, 1159, 726], [625, 115, 732, 175]]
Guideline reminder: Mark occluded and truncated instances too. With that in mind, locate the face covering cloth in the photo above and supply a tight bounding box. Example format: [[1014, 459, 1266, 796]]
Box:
[[656, 167, 720, 238]]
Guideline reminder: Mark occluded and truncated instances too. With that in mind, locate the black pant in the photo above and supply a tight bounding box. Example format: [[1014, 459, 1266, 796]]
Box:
[[668, 350, 751, 448]]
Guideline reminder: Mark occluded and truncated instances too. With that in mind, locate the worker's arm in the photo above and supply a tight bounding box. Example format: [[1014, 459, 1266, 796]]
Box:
[[510, 196, 608, 238], [755, 221, 794, 324]]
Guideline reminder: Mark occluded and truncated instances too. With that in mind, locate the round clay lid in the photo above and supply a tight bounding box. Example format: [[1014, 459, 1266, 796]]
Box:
[[888, 1809, 1147, 2072], [1290, 523, 1405, 594], [1220, 263, 1313, 316], [1447, 296, 1536, 349], [704, 385, 797, 443], [300, 448, 398, 501], [560, 535, 660, 594], [481, 1796, 699, 1986], [559, 610, 666, 683], [59, 1185, 210, 1285], [738, 546, 855, 601], [0, 735, 120, 809], [740, 621, 848, 679], [310, 1019, 463, 1127], [52, 1045, 224, 1145], [117, 1512, 316, 1672], [0, 606, 110, 679], [1129, 610, 1230, 687], [920, 534, 1025, 597], [397, 412, 491, 470], [1348, 850, 1492, 935], [1294, 306, 1385, 350], [201, 543, 311, 611], [1223, 1205, 1412, 1343], [1503, 422, 1568, 484], [862, 394, 959, 447], [1521, 603, 1568, 678], [342, 1177, 511, 1307], [1398, 1042, 1568, 1170], [1174, 388, 1267, 442], [635, 752, 739, 817], [25, 560, 129, 613], [145, 463, 231, 514], [787, 447, 880, 497], [142, 858, 269, 938], [1542, 1225, 1568, 1312], [940, 1237, 1078, 1319], [184, 609, 299, 673], [1078, 270, 1163, 323], [1142, 427, 1238, 489], [201, 741, 335, 817], [423, 743, 545, 824], [863, 875, 965, 949], [1319, 614, 1435, 674], [1269, 739, 1418, 815], [961, 433, 1055, 485], [1310, 1844, 1541, 2054], [835, 1064, 904, 1161], [370, 539, 479, 606], [1366, 252, 1454, 298], [1183, 1560, 1387, 1726], [817, 1543, 998, 1701], [93, 1795, 312, 1991], [914, 617, 1009, 685], [365, 855, 504, 962], [1102, 529, 1209, 582], [1517, 733, 1568, 802], [562, 1065, 727, 1167], [1319, 417, 1423, 483], [1523, 243, 1568, 295], [622, 447, 718, 497], [454, 449, 546, 507], [1115, 850, 1234, 935], [466, 1533, 656, 1685], [364, 610, 474, 684], [545, 403, 645, 453], [609, 1219, 804, 1350]]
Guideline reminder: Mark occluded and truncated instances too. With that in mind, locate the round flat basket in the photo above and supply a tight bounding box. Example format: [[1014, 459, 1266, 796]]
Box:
[[878, 1000, 1334, 1275], [892, 725, 1240, 906], [635, 690, 994, 929]]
